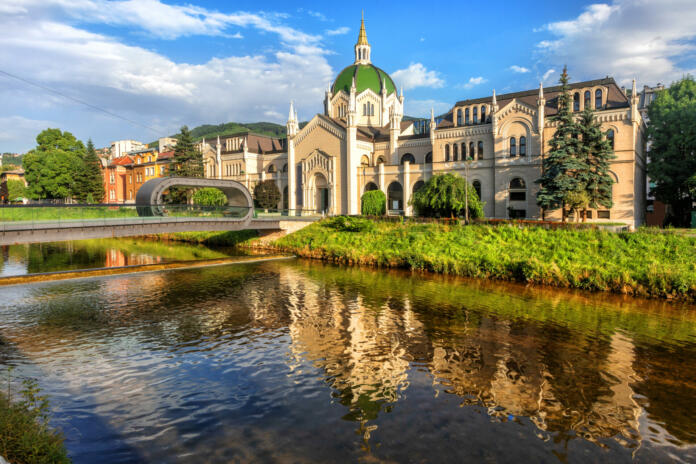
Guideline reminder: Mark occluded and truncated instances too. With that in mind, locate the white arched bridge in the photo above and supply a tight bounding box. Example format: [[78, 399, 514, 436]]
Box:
[[0, 177, 320, 245]]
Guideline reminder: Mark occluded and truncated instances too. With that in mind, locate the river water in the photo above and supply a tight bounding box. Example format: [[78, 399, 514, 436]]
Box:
[[1, 240, 696, 463]]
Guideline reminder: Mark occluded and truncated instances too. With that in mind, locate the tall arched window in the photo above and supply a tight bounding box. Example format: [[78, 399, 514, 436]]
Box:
[[360, 155, 370, 166], [595, 89, 602, 109], [473, 180, 482, 199], [401, 153, 416, 164], [387, 181, 403, 212], [453, 144, 459, 161], [444, 145, 450, 161], [573, 93, 580, 112], [457, 109, 462, 126], [364, 182, 378, 192], [509, 137, 517, 157], [469, 142, 475, 160], [509, 178, 526, 201], [267, 164, 276, 173], [282, 163, 288, 173], [461, 142, 467, 160], [376, 156, 385, 164], [473, 107, 478, 124], [584, 90, 591, 109], [519, 136, 526, 157], [477, 141, 484, 159], [413, 180, 425, 194], [363, 103, 367, 116], [425, 152, 432, 163], [607, 129, 615, 149], [480, 106, 486, 123], [465, 108, 470, 125]]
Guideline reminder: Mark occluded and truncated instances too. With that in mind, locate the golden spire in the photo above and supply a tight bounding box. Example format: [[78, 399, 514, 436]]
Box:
[[357, 12, 368, 46]]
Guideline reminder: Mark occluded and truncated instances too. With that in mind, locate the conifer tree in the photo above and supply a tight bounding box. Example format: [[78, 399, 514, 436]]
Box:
[[76, 139, 105, 203], [536, 66, 584, 221], [170, 126, 204, 203], [577, 108, 616, 220]]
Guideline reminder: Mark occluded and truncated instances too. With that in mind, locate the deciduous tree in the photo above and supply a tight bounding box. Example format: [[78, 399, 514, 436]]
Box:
[[254, 180, 281, 209], [647, 76, 696, 226], [409, 173, 483, 218], [22, 129, 84, 200]]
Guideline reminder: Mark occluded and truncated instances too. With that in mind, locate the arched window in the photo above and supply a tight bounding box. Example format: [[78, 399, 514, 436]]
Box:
[[595, 89, 602, 109], [283, 186, 289, 210], [473, 107, 478, 124], [425, 152, 432, 163], [519, 136, 526, 157], [457, 109, 462, 126], [401, 153, 416, 164], [477, 141, 484, 159], [387, 181, 403, 212], [364, 182, 378, 192], [445, 144, 450, 162], [413, 180, 425, 194], [363, 103, 367, 116], [267, 164, 275, 173], [453, 144, 459, 161], [376, 156, 385, 164], [360, 155, 370, 166], [473, 180, 482, 199], [282, 163, 288, 173], [469, 142, 475, 160], [573, 93, 580, 112], [509, 178, 526, 202], [461, 143, 467, 160], [465, 108, 470, 125], [584, 90, 591, 109], [607, 129, 615, 149], [480, 105, 486, 124], [509, 137, 517, 157]]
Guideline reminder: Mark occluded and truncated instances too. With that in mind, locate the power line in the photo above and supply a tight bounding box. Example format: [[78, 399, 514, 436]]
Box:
[[0, 69, 162, 134]]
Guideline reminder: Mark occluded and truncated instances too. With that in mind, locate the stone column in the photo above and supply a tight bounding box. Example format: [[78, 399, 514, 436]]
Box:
[[403, 161, 411, 216], [288, 138, 296, 211]]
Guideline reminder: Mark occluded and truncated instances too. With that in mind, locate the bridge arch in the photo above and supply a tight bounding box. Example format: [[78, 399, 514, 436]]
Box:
[[136, 177, 254, 220]]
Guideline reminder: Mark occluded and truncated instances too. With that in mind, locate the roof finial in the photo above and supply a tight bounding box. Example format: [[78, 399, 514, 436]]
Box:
[[538, 82, 544, 99], [288, 100, 295, 122], [632, 77, 637, 97], [357, 13, 368, 46]]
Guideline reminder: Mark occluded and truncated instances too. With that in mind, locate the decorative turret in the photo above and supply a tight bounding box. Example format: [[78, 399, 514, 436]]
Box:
[[216, 135, 221, 178], [324, 85, 333, 117], [287, 101, 298, 137], [429, 108, 436, 146], [491, 89, 499, 134], [536, 82, 546, 133], [354, 13, 371, 65], [630, 78, 639, 122]]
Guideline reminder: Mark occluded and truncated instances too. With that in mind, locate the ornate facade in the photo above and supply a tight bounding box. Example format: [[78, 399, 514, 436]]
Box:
[[200, 18, 648, 226]]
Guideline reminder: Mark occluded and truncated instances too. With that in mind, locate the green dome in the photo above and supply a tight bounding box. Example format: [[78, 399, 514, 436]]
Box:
[[332, 64, 397, 96]]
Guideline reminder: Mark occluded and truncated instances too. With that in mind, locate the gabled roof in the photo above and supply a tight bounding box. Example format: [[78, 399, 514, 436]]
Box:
[[157, 151, 175, 160], [110, 156, 134, 166]]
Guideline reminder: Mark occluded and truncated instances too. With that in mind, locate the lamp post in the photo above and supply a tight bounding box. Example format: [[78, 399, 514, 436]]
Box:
[[464, 156, 473, 224]]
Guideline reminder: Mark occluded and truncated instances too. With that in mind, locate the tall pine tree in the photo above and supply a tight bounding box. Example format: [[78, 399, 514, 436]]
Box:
[[170, 126, 204, 203], [577, 108, 616, 220], [76, 139, 105, 203], [536, 66, 585, 221]]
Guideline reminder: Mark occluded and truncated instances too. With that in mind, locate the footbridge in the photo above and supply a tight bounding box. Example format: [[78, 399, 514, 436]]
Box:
[[0, 177, 321, 245]]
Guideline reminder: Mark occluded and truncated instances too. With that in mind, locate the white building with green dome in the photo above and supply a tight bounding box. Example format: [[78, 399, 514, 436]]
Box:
[[200, 16, 648, 226]]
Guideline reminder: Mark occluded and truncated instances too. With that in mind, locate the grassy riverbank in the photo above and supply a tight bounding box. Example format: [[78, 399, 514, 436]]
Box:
[[0, 376, 70, 463], [272, 218, 696, 301]]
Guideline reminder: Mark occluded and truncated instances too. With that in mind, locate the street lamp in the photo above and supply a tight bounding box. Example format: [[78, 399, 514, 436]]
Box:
[[464, 156, 473, 224]]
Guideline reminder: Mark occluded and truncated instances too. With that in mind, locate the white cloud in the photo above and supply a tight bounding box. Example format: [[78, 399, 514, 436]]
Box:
[[404, 99, 450, 118], [542, 69, 556, 82], [535, 0, 696, 86], [391, 63, 444, 90], [0, 0, 334, 152], [509, 65, 530, 73], [325, 27, 349, 36], [457, 76, 487, 90]]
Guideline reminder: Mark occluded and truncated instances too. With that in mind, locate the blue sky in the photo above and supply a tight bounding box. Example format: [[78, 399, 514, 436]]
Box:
[[1, 0, 696, 152]]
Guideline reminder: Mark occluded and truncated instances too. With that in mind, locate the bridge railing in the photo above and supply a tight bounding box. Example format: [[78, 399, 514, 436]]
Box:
[[0, 204, 328, 230], [0, 204, 252, 231]]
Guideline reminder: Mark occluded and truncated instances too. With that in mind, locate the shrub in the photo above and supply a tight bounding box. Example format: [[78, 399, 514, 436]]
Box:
[[361, 190, 386, 216], [322, 216, 374, 232], [254, 180, 281, 209], [192, 187, 227, 207]]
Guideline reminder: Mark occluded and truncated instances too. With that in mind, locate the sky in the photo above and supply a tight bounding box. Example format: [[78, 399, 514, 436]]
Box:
[[1, 0, 696, 153]]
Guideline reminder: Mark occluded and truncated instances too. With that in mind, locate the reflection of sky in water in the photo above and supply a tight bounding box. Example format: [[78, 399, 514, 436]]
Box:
[[0, 259, 696, 463]]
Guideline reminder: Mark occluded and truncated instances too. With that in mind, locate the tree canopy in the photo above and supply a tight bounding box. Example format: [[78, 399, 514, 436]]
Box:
[[361, 190, 386, 216], [23, 129, 85, 200], [75, 139, 105, 203], [409, 173, 484, 219], [647, 76, 696, 226], [169, 126, 204, 203], [192, 188, 227, 207], [254, 180, 281, 209]]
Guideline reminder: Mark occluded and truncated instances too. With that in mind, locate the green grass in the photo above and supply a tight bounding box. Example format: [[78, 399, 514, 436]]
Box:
[[274, 218, 696, 301], [0, 371, 70, 464], [157, 230, 260, 247]]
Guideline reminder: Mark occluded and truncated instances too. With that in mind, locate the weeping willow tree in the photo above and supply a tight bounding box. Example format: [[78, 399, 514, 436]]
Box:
[[409, 173, 484, 218]]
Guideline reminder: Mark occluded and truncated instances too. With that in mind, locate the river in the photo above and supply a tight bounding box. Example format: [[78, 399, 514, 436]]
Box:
[[1, 239, 696, 463]]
